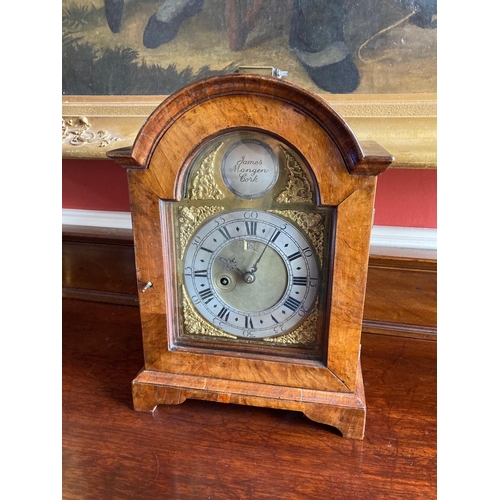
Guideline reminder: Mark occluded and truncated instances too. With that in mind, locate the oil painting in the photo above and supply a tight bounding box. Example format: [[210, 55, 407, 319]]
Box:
[[62, 0, 437, 96]]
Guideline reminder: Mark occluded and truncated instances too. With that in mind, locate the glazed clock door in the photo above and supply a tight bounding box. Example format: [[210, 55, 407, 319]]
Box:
[[168, 130, 333, 360]]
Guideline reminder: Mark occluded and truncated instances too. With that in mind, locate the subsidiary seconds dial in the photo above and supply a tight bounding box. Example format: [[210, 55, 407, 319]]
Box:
[[183, 210, 319, 339]]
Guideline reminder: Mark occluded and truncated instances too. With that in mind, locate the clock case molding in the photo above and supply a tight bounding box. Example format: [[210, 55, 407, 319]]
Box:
[[108, 74, 394, 439]]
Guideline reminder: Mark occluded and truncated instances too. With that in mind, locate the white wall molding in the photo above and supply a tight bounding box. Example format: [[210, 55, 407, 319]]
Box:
[[370, 225, 437, 251], [62, 209, 437, 252], [62, 209, 132, 229]]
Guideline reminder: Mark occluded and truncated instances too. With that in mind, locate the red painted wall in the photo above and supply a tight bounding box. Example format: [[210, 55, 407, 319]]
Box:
[[62, 159, 437, 228], [62, 159, 131, 212], [373, 168, 436, 228]]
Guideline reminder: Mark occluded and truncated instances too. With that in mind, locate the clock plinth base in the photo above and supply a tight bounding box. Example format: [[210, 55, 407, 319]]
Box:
[[131, 363, 366, 440]]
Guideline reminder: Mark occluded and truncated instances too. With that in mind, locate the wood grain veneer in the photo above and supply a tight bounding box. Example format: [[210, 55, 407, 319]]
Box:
[[102, 74, 399, 437]]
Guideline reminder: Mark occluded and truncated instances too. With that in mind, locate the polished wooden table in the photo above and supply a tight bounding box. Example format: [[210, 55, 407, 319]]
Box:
[[62, 299, 436, 499]]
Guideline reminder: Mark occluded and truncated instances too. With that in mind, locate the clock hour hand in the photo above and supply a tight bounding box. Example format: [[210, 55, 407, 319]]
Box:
[[218, 256, 246, 276]]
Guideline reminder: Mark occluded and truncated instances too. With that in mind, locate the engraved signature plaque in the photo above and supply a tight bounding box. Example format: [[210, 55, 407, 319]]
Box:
[[221, 139, 279, 199]]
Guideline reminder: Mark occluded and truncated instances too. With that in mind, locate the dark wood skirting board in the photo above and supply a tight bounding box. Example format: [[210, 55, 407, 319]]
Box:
[[62, 225, 436, 340]]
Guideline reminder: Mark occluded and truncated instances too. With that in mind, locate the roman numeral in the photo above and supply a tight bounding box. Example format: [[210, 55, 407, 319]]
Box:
[[194, 270, 208, 277], [283, 296, 301, 312], [292, 276, 307, 286], [217, 307, 230, 322], [287, 251, 302, 262], [245, 315, 254, 329], [200, 246, 213, 254], [245, 221, 257, 236], [271, 229, 281, 242], [218, 227, 231, 240], [199, 288, 214, 304], [271, 314, 279, 324]]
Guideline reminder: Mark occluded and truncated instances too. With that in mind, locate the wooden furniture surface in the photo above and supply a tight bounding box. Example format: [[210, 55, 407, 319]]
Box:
[[62, 298, 436, 499]]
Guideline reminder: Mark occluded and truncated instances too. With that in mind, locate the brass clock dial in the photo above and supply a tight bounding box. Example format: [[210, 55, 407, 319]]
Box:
[[183, 209, 319, 339]]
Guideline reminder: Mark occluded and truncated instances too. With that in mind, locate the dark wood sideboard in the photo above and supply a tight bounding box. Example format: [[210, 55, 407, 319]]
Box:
[[62, 225, 436, 499]]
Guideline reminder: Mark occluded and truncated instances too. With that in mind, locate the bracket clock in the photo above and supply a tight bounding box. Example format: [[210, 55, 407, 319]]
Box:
[[108, 74, 393, 439]]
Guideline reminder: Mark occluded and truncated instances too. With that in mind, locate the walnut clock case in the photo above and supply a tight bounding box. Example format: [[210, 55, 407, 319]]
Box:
[[108, 74, 393, 439]]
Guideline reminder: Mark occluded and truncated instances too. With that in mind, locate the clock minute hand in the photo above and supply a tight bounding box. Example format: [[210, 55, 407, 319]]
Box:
[[250, 234, 273, 274]]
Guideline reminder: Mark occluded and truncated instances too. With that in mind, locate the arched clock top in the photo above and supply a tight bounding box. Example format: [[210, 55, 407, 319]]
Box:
[[108, 74, 393, 204]]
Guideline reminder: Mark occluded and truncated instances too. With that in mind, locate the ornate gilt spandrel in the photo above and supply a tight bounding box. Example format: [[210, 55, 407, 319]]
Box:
[[185, 144, 224, 201], [181, 287, 236, 339], [177, 205, 225, 258], [276, 146, 314, 204], [264, 299, 319, 345], [269, 209, 325, 267]]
